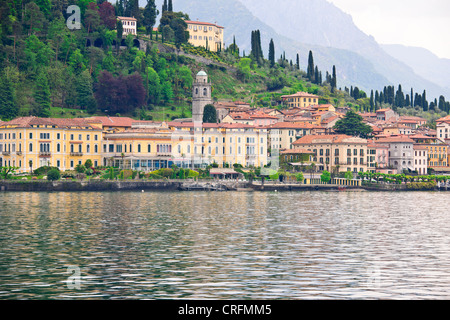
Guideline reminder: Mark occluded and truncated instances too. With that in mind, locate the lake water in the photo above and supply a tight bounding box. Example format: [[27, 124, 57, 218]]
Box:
[[0, 191, 449, 300]]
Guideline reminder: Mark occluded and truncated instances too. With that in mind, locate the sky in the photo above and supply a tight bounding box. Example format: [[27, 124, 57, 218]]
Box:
[[328, 0, 450, 59]]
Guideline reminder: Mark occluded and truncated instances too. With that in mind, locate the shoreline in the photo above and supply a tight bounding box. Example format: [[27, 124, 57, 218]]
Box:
[[0, 180, 445, 192]]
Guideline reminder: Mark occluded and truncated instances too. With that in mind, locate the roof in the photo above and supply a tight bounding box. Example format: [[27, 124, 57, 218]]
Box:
[[0, 116, 99, 129], [377, 136, 414, 144], [376, 108, 393, 113], [280, 149, 314, 155], [185, 20, 224, 29], [87, 116, 135, 128], [197, 70, 207, 76], [281, 92, 319, 99], [266, 122, 319, 129], [293, 134, 367, 145], [436, 115, 450, 123], [117, 16, 137, 21]]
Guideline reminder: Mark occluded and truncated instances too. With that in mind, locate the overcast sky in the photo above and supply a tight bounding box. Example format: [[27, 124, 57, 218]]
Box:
[[328, 0, 450, 59]]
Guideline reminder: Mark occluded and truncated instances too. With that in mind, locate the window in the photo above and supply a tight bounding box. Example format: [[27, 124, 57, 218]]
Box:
[[87, 135, 90, 141], [70, 134, 74, 140], [29, 133, 33, 139], [95, 145, 98, 153], [29, 143, 33, 152], [148, 144, 151, 153], [138, 144, 141, 153]]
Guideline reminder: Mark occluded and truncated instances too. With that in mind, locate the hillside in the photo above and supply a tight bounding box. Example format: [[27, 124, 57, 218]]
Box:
[[160, 0, 450, 100], [239, 0, 450, 100], [151, 0, 390, 93]]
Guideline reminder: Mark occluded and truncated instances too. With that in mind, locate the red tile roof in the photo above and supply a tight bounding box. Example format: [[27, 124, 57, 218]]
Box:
[[0, 116, 99, 129], [281, 92, 319, 99], [293, 134, 367, 145], [185, 20, 224, 29], [87, 116, 135, 127]]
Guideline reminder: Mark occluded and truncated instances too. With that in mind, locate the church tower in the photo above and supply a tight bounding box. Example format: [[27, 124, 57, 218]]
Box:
[[192, 69, 212, 123]]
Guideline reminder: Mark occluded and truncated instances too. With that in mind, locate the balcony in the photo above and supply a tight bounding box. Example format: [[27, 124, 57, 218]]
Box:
[[39, 152, 51, 157], [70, 152, 84, 157], [16, 151, 22, 156], [2, 151, 10, 156]]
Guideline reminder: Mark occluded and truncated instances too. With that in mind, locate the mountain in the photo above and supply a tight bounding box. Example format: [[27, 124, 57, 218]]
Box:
[[151, 0, 389, 92], [381, 44, 450, 95], [238, 0, 450, 100], [149, 0, 449, 99]]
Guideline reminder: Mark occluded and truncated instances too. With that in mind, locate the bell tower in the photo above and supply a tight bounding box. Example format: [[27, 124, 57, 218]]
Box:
[[192, 69, 212, 123]]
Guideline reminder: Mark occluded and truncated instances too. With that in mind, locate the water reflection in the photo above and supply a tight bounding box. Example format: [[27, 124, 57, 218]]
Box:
[[0, 191, 450, 299]]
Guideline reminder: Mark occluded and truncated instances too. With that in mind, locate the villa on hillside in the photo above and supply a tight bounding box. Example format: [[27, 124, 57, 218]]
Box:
[[117, 16, 137, 35], [281, 92, 319, 109], [186, 20, 224, 52]]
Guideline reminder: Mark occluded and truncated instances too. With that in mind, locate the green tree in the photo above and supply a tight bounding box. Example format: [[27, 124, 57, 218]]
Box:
[[203, 104, 217, 123], [0, 71, 18, 121], [321, 170, 331, 183], [84, 159, 93, 169], [116, 20, 123, 53], [143, 0, 158, 38], [333, 110, 373, 138], [47, 169, 61, 181], [268, 38, 275, 67], [307, 50, 315, 83], [345, 171, 353, 181], [76, 70, 94, 110], [33, 71, 51, 118]]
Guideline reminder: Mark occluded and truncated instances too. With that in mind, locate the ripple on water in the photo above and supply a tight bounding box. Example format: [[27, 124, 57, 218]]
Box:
[[1, 191, 450, 299]]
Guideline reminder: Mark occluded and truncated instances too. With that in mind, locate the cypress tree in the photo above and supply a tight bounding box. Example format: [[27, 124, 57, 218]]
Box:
[[296, 53, 300, 70], [375, 90, 379, 108], [162, 0, 167, 13], [168, 0, 173, 12], [307, 51, 314, 82], [34, 71, 51, 118], [331, 65, 337, 92], [143, 0, 158, 39], [370, 90, 374, 112], [422, 90, 428, 111], [268, 38, 275, 67], [314, 66, 319, 85]]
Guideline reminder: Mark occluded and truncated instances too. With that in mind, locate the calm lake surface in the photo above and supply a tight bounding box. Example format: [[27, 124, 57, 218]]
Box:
[[0, 191, 449, 300]]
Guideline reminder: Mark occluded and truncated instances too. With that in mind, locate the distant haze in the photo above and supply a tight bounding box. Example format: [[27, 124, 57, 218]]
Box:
[[328, 0, 450, 59]]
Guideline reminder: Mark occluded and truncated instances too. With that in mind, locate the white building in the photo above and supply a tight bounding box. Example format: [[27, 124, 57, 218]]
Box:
[[117, 16, 137, 36]]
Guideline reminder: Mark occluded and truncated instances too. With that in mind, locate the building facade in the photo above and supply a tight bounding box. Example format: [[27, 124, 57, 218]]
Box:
[[0, 117, 103, 172], [117, 16, 137, 36], [281, 92, 319, 109], [186, 21, 224, 52], [377, 136, 415, 173], [292, 134, 369, 173]]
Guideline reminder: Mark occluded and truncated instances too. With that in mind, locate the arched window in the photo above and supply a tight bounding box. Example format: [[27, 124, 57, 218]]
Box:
[[203, 88, 207, 96], [195, 88, 198, 95]]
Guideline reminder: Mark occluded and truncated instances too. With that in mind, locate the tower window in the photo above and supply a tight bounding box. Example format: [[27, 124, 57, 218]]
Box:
[[203, 88, 207, 96]]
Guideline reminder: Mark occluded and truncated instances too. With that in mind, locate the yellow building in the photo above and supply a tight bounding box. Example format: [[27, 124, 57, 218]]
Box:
[[281, 92, 319, 108], [0, 117, 103, 172], [186, 20, 224, 52], [293, 134, 368, 173], [168, 122, 268, 168]]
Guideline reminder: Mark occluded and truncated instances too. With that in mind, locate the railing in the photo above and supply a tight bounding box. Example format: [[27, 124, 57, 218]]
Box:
[[16, 151, 22, 156], [70, 152, 83, 156], [2, 151, 10, 156], [39, 152, 51, 157]]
